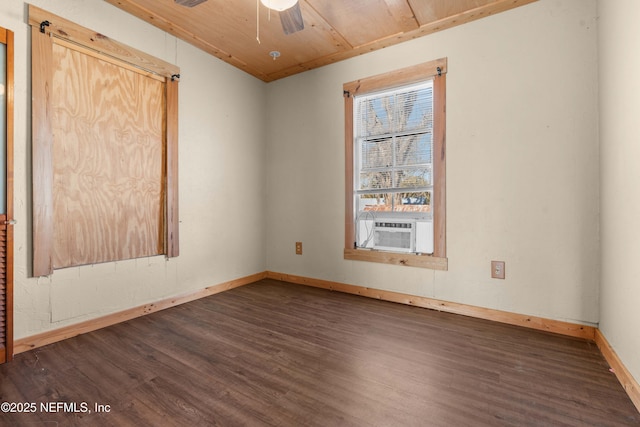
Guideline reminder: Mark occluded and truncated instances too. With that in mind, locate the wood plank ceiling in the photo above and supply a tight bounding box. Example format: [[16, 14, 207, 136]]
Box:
[[106, 0, 537, 82]]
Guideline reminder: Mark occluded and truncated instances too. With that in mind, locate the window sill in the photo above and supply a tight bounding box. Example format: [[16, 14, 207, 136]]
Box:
[[344, 248, 448, 271]]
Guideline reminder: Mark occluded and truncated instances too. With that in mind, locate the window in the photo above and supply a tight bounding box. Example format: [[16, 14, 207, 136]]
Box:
[[344, 59, 447, 270], [29, 5, 180, 276]]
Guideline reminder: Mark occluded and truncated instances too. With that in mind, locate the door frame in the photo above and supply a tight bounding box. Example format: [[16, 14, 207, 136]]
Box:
[[1, 25, 14, 364]]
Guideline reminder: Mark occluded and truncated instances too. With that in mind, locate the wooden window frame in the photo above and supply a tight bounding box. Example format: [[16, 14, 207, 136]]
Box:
[[343, 58, 447, 270], [29, 5, 180, 277]]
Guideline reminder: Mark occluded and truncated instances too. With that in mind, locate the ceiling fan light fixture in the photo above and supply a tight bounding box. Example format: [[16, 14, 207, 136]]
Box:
[[260, 0, 297, 12]]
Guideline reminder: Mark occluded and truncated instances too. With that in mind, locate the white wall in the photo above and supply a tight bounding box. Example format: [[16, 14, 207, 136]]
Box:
[[598, 0, 640, 389], [0, 0, 267, 338], [265, 0, 600, 325]]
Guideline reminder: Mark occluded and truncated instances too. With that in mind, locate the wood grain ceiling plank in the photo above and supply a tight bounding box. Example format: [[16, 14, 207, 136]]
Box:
[[106, 0, 350, 81], [410, 0, 493, 25], [383, 0, 421, 30], [308, 0, 419, 48], [107, 0, 538, 82], [249, 1, 352, 75], [105, 0, 269, 80], [265, 0, 538, 82]]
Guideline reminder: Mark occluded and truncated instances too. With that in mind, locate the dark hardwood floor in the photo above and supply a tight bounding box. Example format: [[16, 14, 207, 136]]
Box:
[[0, 279, 638, 426]]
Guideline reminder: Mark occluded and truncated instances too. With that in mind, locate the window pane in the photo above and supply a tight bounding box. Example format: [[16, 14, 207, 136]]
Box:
[[359, 95, 394, 137], [395, 133, 432, 166], [399, 191, 431, 213], [357, 193, 388, 212], [357, 191, 431, 214], [359, 170, 392, 191], [361, 137, 393, 169], [396, 85, 433, 133], [395, 168, 432, 188]]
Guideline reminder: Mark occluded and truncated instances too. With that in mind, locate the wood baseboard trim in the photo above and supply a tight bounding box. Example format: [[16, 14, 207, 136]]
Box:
[[265, 271, 596, 341], [595, 329, 640, 412], [13, 271, 268, 354]]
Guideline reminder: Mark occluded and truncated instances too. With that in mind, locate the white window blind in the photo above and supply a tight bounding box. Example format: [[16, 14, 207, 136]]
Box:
[[355, 80, 433, 213]]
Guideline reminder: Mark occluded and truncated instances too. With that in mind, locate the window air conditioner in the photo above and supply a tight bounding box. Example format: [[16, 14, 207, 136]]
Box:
[[357, 218, 433, 255]]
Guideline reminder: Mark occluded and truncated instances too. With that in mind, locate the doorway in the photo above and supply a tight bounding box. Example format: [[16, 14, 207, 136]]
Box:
[[0, 25, 14, 364]]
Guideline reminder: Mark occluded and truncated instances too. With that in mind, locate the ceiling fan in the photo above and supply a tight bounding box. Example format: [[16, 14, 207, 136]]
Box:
[[174, 0, 304, 35], [260, 0, 305, 35]]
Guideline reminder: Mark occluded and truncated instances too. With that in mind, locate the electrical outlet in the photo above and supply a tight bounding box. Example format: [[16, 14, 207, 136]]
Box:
[[491, 261, 505, 279], [295, 242, 302, 255]]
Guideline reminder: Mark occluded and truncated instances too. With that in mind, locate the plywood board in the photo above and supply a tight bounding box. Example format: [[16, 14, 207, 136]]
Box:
[[51, 42, 164, 268]]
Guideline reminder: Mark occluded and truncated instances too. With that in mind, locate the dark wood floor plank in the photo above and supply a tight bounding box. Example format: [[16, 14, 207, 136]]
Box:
[[0, 279, 638, 426]]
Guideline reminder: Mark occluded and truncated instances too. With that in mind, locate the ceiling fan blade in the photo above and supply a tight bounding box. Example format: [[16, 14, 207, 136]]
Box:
[[280, 2, 304, 35], [174, 0, 208, 7]]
